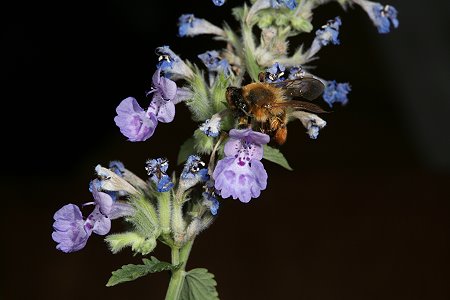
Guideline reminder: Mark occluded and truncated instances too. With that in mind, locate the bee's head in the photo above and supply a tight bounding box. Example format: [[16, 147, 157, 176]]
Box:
[[226, 87, 248, 114]]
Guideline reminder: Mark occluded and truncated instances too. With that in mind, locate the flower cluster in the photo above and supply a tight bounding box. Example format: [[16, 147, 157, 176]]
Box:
[[52, 0, 399, 297]]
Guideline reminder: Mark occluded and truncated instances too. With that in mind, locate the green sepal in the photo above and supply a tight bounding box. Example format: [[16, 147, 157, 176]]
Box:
[[291, 17, 313, 33], [178, 137, 196, 165], [186, 66, 213, 122], [180, 268, 219, 300], [257, 13, 274, 28], [127, 194, 161, 238], [263, 145, 293, 171], [232, 6, 245, 21], [105, 232, 156, 255], [194, 129, 215, 155], [210, 73, 229, 113], [106, 257, 180, 287], [242, 27, 262, 82], [241, 4, 262, 82], [275, 14, 290, 27]]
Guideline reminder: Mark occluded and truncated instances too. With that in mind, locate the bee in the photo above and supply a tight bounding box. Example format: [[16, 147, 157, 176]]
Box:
[[225, 72, 326, 145]]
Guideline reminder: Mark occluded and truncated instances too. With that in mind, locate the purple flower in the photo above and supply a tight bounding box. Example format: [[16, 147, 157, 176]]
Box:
[[52, 189, 134, 253], [146, 68, 177, 101], [52, 204, 90, 253], [145, 158, 174, 192], [114, 97, 158, 142], [323, 80, 351, 107], [83, 188, 113, 236], [146, 69, 178, 123], [198, 51, 231, 75], [265, 62, 286, 83], [213, 129, 270, 203]]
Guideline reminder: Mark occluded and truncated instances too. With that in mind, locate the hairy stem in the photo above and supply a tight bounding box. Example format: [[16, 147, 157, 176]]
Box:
[[165, 240, 194, 300]]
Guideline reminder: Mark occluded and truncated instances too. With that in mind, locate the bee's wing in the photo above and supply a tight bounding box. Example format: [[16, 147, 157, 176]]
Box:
[[271, 77, 325, 100], [271, 100, 328, 114]]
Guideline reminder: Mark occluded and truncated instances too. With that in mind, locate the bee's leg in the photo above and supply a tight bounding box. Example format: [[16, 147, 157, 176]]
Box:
[[274, 125, 287, 145], [258, 72, 266, 83], [237, 116, 250, 129], [272, 113, 287, 145], [259, 121, 267, 134]]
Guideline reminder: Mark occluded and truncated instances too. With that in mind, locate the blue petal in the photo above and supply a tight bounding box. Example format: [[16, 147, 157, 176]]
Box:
[[157, 174, 174, 192], [323, 81, 351, 107], [212, 0, 225, 6], [271, 0, 297, 10]]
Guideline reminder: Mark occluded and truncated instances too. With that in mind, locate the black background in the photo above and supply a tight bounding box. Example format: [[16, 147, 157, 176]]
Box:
[[3, 0, 450, 299]]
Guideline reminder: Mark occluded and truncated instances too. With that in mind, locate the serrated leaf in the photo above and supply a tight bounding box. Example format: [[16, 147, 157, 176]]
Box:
[[178, 137, 196, 165], [181, 268, 219, 300], [263, 145, 293, 171], [106, 257, 179, 287]]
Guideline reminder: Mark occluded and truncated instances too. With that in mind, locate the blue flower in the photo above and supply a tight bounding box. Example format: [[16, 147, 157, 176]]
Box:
[[290, 111, 327, 139], [323, 81, 351, 107], [178, 14, 197, 37], [288, 65, 305, 80], [178, 14, 224, 38], [315, 16, 342, 46], [156, 46, 194, 80], [198, 51, 231, 75], [305, 17, 342, 61], [181, 155, 208, 181], [109, 161, 125, 177], [212, 0, 225, 6], [265, 62, 286, 83], [357, 1, 399, 34], [202, 179, 220, 215], [372, 4, 399, 33], [145, 158, 174, 192], [157, 175, 175, 193], [89, 179, 118, 201], [199, 114, 222, 137], [271, 0, 297, 10]]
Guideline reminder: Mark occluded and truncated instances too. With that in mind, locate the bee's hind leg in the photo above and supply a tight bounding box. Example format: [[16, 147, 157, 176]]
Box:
[[274, 125, 287, 145]]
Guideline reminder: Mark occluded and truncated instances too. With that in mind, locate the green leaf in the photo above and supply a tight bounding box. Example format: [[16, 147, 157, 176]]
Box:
[[181, 268, 219, 300], [263, 145, 293, 171], [178, 137, 196, 165], [106, 257, 179, 287]]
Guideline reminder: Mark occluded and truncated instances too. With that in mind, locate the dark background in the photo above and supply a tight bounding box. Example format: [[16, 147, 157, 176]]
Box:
[[3, 0, 450, 299]]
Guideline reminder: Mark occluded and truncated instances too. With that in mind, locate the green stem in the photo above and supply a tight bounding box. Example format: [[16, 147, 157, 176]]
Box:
[[165, 240, 194, 300]]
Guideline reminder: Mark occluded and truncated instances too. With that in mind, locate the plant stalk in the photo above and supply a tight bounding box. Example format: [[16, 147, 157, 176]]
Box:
[[165, 240, 194, 300]]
